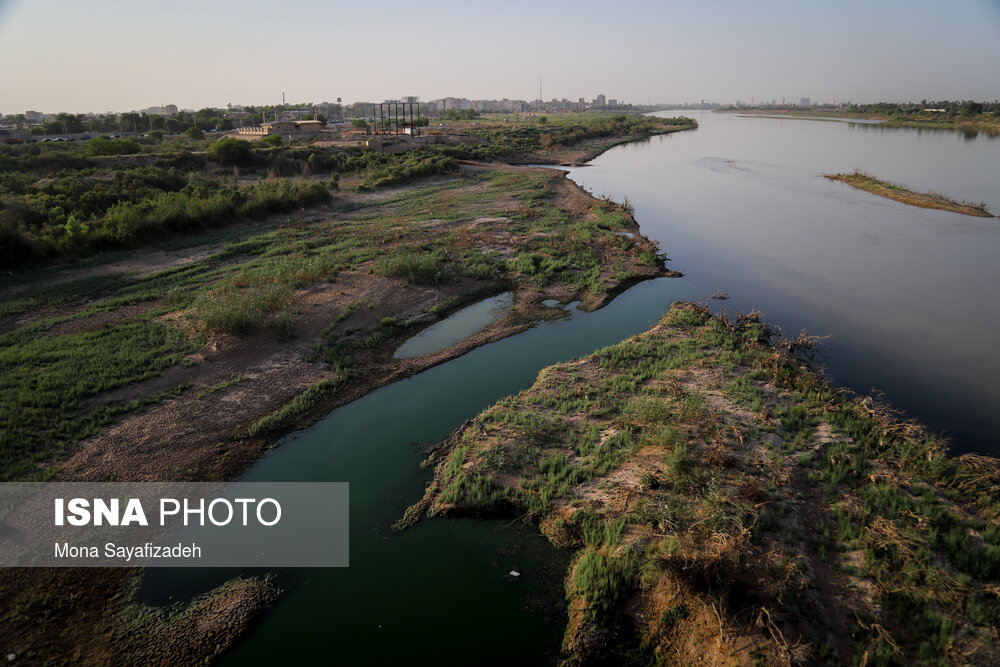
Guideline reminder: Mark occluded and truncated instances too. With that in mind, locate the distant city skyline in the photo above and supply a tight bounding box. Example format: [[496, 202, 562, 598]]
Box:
[[1, 0, 998, 114]]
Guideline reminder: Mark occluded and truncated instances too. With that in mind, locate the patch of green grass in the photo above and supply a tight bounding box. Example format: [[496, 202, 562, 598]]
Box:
[[195, 276, 296, 336], [506, 251, 570, 288], [572, 545, 642, 620], [195, 373, 250, 399], [0, 319, 197, 480], [660, 603, 690, 630], [247, 375, 348, 438], [376, 248, 451, 285]]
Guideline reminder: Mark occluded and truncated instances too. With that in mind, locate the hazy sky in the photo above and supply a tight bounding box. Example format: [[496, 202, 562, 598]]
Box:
[[1, 0, 998, 114]]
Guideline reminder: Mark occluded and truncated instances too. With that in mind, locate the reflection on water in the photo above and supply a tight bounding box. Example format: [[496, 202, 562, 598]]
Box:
[[393, 292, 513, 359], [847, 121, 996, 140], [568, 110, 999, 455]]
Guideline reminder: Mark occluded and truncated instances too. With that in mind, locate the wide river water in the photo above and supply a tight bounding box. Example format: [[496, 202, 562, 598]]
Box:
[[163, 111, 998, 664], [568, 111, 999, 455]]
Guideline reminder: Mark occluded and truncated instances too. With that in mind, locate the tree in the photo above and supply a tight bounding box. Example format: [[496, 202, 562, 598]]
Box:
[[185, 127, 205, 140], [64, 215, 86, 246], [351, 119, 367, 129], [54, 113, 85, 133], [118, 112, 140, 133], [194, 107, 218, 130], [962, 101, 983, 117], [86, 136, 142, 156], [207, 137, 254, 167]]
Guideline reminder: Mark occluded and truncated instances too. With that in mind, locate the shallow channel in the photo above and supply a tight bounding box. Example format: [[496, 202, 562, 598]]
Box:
[[146, 278, 698, 665]]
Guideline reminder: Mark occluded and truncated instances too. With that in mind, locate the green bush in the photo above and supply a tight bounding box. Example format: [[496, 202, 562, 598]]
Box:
[[85, 136, 142, 157], [208, 137, 254, 167]]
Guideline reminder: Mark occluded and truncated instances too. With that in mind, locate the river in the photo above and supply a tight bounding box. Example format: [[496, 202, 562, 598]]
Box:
[[567, 110, 999, 455], [160, 111, 998, 665]]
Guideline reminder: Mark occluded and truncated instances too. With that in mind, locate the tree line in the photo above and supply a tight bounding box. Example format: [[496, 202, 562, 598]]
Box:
[[2, 104, 331, 136]]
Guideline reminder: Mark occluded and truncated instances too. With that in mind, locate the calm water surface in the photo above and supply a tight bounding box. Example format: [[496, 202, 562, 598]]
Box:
[[194, 112, 997, 665], [568, 111, 999, 455], [393, 291, 514, 359]]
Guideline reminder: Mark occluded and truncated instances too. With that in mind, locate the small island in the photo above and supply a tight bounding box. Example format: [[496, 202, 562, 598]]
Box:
[[407, 302, 1000, 665], [825, 170, 994, 218]]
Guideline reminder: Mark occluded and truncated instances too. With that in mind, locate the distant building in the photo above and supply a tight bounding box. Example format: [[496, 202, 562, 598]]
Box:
[[608, 99, 617, 107], [279, 109, 313, 121], [799, 97, 811, 107], [593, 94, 606, 107], [143, 105, 178, 116], [443, 97, 471, 110], [237, 120, 323, 136]]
